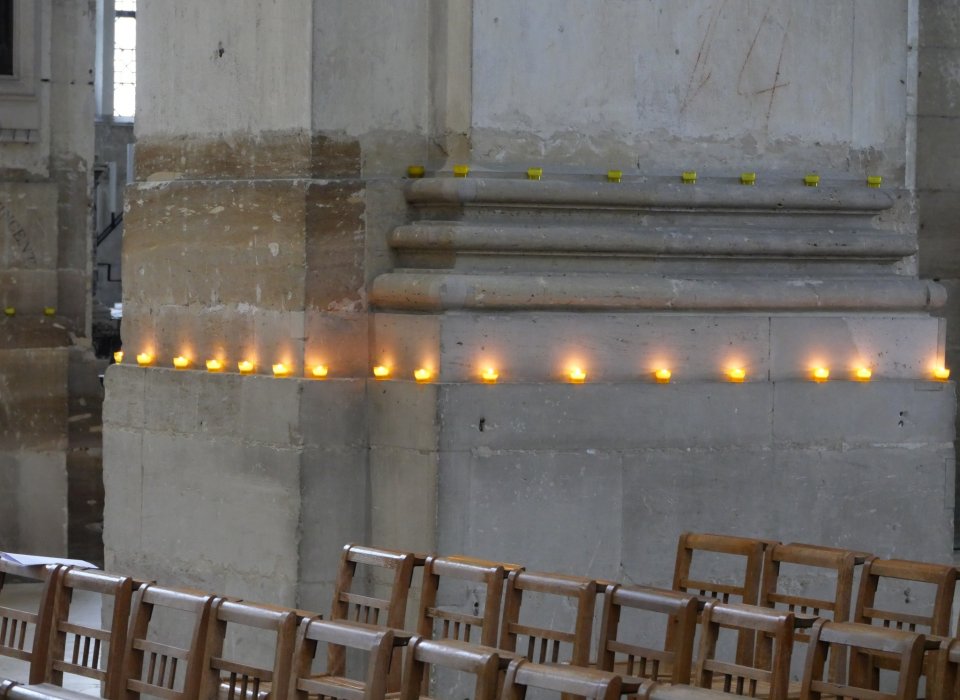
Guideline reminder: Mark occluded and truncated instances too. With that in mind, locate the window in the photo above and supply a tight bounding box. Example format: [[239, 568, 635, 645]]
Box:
[[0, 0, 13, 76], [113, 0, 135, 119]]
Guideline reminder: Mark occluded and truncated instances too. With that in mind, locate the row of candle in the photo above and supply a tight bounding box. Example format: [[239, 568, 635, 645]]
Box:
[[115, 351, 950, 384], [409, 165, 883, 188]]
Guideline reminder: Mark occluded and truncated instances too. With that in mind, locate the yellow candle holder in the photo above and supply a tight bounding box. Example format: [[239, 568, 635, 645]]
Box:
[[113, 350, 124, 364], [414, 368, 433, 383], [740, 172, 757, 185], [933, 366, 950, 381], [237, 360, 255, 375], [372, 365, 390, 380], [3, 307, 14, 316], [655, 368, 672, 384], [481, 367, 499, 384], [804, 174, 820, 187], [311, 364, 329, 379], [272, 362, 290, 377], [606, 170, 622, 183], [172, 356, 190, 370], [681, 171, 697, 185], [43, 307, 55, 316], [407, 165, 425, 178], [527, 167, 543, 181], [453, 164, 470, 178], [567, 367, 587, 384], [812, 367, 830, 382], [867, 175, 882, 188], [727, 367, 746, 383], [136, 352, 153, 367], [206, 359, 224, 373], [854, 367, 872, 381]]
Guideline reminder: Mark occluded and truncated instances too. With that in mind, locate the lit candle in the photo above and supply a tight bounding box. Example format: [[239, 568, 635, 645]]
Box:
[[482, 367, 499, 384], [113, 350, 124, 363], [727, 367, 746, 383], [854, 367, 872, 381], [172, 356, 190, 370], [3, 307, 14, 316], [414, 368, 432, 383], [934, 366, 950, 381], [206, 359, 224, 372], [568, 367, 587, 383], [237, 360, 255, 374], [136, 352, 153, 367], [812, 367, 830, 382], [272, 362, 290, 377], [372, 365, 390, 379], [311, 364, 329, 379], [43, 307, 55, 316], [655, 368, 672, 384]]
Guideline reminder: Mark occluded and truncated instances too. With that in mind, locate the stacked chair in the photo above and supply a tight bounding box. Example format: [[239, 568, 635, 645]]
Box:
[[0, 534, 957, 699]]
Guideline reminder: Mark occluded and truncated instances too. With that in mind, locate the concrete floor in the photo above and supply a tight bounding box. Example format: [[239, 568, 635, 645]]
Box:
[[0, 583, 103, 694]]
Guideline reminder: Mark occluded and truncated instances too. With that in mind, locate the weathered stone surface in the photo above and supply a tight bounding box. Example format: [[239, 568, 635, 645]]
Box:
[[917, 116, 960, 191], [920, 0, 960, 48], [15, 451, 68, 555], [368, 445, 437, 555], [0, 347, 69, 451], [305, 182, 366, 311]]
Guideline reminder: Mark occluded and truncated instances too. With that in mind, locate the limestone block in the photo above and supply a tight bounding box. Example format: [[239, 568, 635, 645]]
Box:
[[368, 446, 437, 554], [368, 380, 439, 451], [0, 347, 69, 451], [102, 365, 146, 429], [917, 116, 960, 191], [0, 183, 58, 270], [771, 380, 955, 447], [0, 453, 17, 550], [918, 190, 960, 278], [0, 270, 59, 311], [371, 314, 441, 380], [920, 0, 960, 48], [16, 451, 68, 555], [196, 371, 244, 439], [305, 182, 366, 311], [769, 315, 943, 380], [304, 311, 370, 378], [919, 47, 960, 118], [299, 378, 367, 449], [102, 426, 144, 557], [239, 374, 303, 447], [436, 383, 773, 452], [143, 368, 201, 435], [438, 449, 623, 579]]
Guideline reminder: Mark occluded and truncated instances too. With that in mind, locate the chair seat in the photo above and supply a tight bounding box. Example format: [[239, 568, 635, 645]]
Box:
[[5, 682, 102, 699]]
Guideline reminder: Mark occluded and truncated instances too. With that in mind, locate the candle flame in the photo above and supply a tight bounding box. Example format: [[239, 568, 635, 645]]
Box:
[[272, 362, 290, 377], [934, 366, 950, 380], [237, 360, 255, 374], [812, 367, 830, 382], [568, 367, 586, 383], [172, 356, 190, 369], [113, 350, 124, 363], [136, 352, 153, 367], [482, 367, 499, 384], [414, 368, 432, 383], [727, 367, 746, 382], [311, 364, 329, 378], [373, 365, 390, 379], [655, 368, 671, 383], [206, 359, 223, 372], [855, 367, 872, 381]]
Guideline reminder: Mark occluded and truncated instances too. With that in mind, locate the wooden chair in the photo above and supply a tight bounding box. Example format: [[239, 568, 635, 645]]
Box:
[[120, 584, 216, 698], [757, 543, 863, 685], [596, 584, 698, 685], [498, 570, 598, 668], [400, 637, 502, 700], [938, 638, 960, 700], [800, 620, 925, 700], [28, 568, 135, 698], [417, 555, 509, 647], [501, 660, 623, 700], [288, 619, 394, 700], [693, 602, 794, 700], [852, 558, 956, 695], [670, 533, 768, 666], [0, 682, 96, 700], [0, 562, 60, 682], [648, 686, 752, 700], [199, 599, 300, 700]]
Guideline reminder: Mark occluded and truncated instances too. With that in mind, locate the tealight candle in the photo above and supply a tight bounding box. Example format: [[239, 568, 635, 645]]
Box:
[[482, 367, 499, 384], [43, 307, 55, 316], [237, 360, 255, 374], [4, 307, 14, 316], [113, 350, 124, 363], [206, 359, 224, 372], [681, 171, 697, 184], [311, 364, 329, 379], [606, 170, 622, 183], [136, 352, 153, 367], [727, 367, 746, 383], [527, 167, 543, 181], [172, 356, 190, 370], [453, 164, 470, 178], [804, 174, 820, 187], [812, 367, 830, 382], [854, 367, 872, 381], [934, 366, 950, 380], [407, 165, 425, 178], [655, 368, 672, 384], [272, 362, 290, 377], [414, 368, 432, 383], [568, 367, 586, 383], [372, 365, 390, 379]]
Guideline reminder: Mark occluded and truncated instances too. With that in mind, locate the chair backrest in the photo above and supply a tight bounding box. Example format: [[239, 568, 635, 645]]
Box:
[[417, 555, 509, 647], [670, 533, 768, 665], [498, 570, 598, 668], [757, 543, 860, 683], [942, 639, 960, 700], [0, 562, 60, 677], [596, 584, 698, 684], [199, 599, 300, 700], [120, 584, 216, 699], [694, 602, 794, 700], [501, 660, 623, 700], [330, 544, 419, 629], [647, 685, 751, 700], [800, 620, 925, 700], [33, 567, 135, 698], [288, 619, 394, 700], [400, 637, 501, 700], [853, 558, 957, 636]]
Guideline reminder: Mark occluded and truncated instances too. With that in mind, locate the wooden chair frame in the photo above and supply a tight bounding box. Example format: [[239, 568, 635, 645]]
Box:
[[0, 562, 61, 682], [400, 637, 502, 700], [596, 584, 698, 685], [501, 659, 623, 700], [417, 555, 508, 648]]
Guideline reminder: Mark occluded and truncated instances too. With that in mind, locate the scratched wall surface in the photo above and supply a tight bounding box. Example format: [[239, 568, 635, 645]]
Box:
[[472, 0, 911, 178]]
